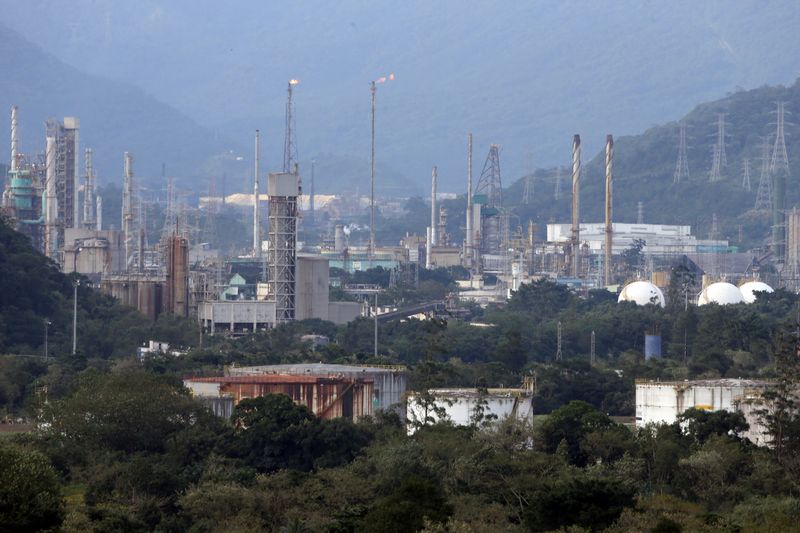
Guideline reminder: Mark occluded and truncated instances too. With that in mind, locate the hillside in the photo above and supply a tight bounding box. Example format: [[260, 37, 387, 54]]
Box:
[[0, 24, 245, 189], [3, 1, 800, 193], [502, 80, 800, 250]]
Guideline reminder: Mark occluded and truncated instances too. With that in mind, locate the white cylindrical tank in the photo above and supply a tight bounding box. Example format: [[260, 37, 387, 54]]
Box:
[[618, 280, 665, 308], [697, 282, 745, 306], [739, 281, 773, 304]]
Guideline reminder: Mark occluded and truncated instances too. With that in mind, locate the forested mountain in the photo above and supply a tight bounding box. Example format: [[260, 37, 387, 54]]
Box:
[[504, 80, 800, 250]]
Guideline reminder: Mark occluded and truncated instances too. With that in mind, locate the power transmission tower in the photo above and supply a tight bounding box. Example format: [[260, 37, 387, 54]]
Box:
[[523, 151, 533, 204], [770, 102, 791, 176], [741, 158, 752, 191], [554, 166, 562, 200], [754, 139, 773, 211], [283, 80, 299, 173], [709, 113, 728, 182], [673, 120, 690, 183]]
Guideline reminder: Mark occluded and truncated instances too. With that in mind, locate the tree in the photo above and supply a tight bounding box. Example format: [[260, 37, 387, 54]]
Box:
[[678, 407, 749, 444], [535, 400, 618, 466], [0, 445, 64, 532], [360, 475, 452, 533], [523, 475, 635, 532], [41, 370, 219, 455]]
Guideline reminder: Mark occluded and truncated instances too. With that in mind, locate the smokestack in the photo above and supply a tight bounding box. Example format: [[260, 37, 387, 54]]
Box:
[[604, 135, 613, 286], [431, 166, 438, 247], [426, 226, 432, 269], [10, 106, 18, 172], [45, 136, 58, 259], [571, 134, 581, 278], [254, 129, 261, 257], [466, 133, 473, 270], [123, 152, 133, 271], [83, 148, 94, 227], [96, 195, 102, 231]]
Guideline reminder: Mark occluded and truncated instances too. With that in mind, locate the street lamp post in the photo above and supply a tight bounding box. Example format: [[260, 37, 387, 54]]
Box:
[[72, 279, 80, 355], [43, 319, 51, 361]]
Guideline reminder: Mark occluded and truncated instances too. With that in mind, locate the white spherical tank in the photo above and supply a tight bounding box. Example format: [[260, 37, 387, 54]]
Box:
[[739, 281, 774, 304], [697, 282, 745, 306], [618, 281, 665, 307]]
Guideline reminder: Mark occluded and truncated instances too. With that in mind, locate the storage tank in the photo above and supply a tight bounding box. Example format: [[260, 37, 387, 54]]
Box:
[[618, 280, 665, 307], [645, 334, 662, 359], [697, 282, 744, 306], [739, 281, 773, 304]]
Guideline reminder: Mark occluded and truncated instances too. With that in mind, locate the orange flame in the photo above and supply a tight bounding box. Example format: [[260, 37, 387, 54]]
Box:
[[374, 72, 394, 84], [289, 79, 300, 85]]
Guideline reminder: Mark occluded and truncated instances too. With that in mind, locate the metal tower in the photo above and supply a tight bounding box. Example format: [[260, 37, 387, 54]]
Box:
[[741, 158, 751, 192], [770, 102, 790, 176], [673, 120, 690, 184], [754, 139, 773, 211], [253, 130, 261, 257], [268, 172, 299, 323], [637, 201, 644, 224], [475, 144, 503, 253], [523, 151, 533, 204], [709, 114, 728, 183], [283, 80, 299, 173]]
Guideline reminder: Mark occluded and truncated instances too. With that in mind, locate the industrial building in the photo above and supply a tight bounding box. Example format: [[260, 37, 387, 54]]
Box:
[[635, 379, 775, 445], [184, 373, 377, 421], [227, 363, 407, 415], [406, 378, 535, 434]]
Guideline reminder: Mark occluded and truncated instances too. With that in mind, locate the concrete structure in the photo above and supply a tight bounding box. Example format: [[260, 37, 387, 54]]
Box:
[[198, 254, 361, 333], [697, 281, 744, 306], [635, 379, 775, 439], [46, 117, 80, 237], [62, 228, 125, 281], [184, 374, 375, 421], [228, 363, 407, 415], [407, 379, 535, 434], [618, 280, 665, 307]]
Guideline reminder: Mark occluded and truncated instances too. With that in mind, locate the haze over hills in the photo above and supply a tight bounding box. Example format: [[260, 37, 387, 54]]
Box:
[[3, 1, 800, 194], [0, 24, 245, 191]]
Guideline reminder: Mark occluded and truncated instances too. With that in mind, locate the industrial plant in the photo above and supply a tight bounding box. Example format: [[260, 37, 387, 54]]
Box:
[[0, 78, 796, 331]]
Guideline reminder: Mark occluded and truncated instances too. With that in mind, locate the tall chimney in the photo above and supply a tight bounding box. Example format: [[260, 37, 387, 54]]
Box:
[[253, 129, 261, 257], [571, 134, 581, 278], [10, 106, 18, 172], [604, 135, 613, 286], [466, 133, 473, 270], [96, 195, 102, 231], [45, 137, 58, 259], [123, 152, 133, 271], [426, 226, 432, 269], [431, 166, 438, 247]]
